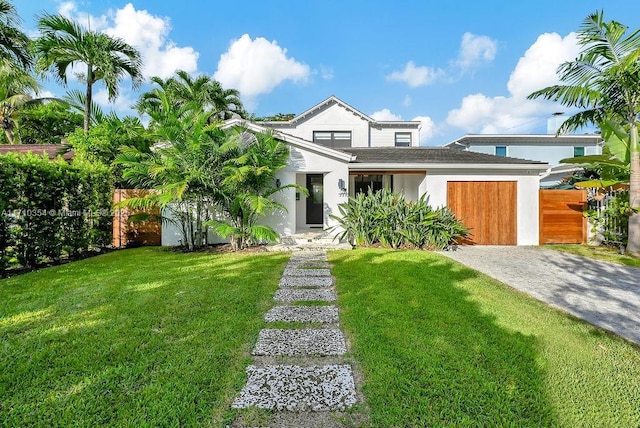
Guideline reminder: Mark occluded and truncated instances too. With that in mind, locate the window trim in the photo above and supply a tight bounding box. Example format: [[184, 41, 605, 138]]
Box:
[[312, 130, 352, 148], [394, 132, 412, 147], [495, 146, 507, 157]]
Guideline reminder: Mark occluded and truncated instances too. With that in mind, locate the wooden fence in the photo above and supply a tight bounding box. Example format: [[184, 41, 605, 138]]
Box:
[[539, 189, 587, 244]]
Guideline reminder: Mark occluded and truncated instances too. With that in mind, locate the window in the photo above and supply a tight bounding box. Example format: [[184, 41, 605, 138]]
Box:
[[495, 146, 507, 157], [573, 146, 585, 157], [353, 174, 392, 195], [313, 131, 352, 148], [395, 132, 412, 147]]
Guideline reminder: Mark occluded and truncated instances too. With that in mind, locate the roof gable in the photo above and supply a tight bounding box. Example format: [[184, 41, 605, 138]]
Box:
[[221, 118, 354, 162], [261, 95, 420, 129]]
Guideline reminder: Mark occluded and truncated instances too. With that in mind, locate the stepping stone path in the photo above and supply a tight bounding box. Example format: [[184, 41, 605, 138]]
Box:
[[232, 251, 359, 426]]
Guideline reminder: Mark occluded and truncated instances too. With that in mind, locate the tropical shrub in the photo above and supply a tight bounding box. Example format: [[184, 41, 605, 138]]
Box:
[[331, 189, 469, 250], [0, 153, 112, 273], [586, 190, 630, 247]]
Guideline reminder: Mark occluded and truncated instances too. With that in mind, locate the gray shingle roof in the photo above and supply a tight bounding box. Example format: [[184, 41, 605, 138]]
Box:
[[343, 147, 546, 165]]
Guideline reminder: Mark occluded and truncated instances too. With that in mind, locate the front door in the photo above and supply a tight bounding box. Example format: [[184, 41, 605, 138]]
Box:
[[306, 174, 323, 225]]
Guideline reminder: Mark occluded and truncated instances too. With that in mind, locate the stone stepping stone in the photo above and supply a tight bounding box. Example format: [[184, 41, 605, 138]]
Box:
[[265, 305, 339, 323], [280, 276, 333, 288], [231, 364, 357, 411], [283, 268, 332, 277], [253, 328, 346, 356], [274, 289, 336, 302], [286, 260, 332, 269], [289, 253, 328, 262]]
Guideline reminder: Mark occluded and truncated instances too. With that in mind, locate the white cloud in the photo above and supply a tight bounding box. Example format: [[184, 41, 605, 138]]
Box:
[[446, 32, 580, 134], [386, 61, 444, 87], [93, 87, 137, 116], [413, 115, 437, 143], [104, 4, 198, 79], [370, 108, 402, 121], [455, 32, 497, 70], [402, 95, 412, 107], [58, 2, 199, 80], [319, 65, 334, 80], [214, 34, 310, 107]]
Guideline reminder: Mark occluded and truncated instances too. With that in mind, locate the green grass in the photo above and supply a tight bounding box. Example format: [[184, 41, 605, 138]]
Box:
[[545, 244, 640, 267], [0, 247, 287, 427], [331, 249, 640, 427]]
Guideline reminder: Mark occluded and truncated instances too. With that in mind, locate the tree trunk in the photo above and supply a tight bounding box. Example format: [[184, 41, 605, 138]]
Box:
[[84, 65, 93, 134], [626, 125, 640, 256], [3, 128, 14, 144]]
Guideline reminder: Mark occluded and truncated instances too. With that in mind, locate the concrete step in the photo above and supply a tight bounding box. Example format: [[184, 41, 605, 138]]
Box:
[[252, 328, 346, 356], [283, 267, 332, 277], [264, 305, 339, 323], [231, 364, 357, 411]]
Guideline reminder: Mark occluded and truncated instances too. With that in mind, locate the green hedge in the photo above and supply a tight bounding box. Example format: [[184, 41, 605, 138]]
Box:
[[1, 153, 113, 273]]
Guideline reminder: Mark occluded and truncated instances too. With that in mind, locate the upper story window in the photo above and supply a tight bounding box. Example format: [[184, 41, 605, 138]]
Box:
[[313, 131, 352, 148], [395, 132, 412, 147], [495, 146, 507, 157], [573, 146, 585, 157]]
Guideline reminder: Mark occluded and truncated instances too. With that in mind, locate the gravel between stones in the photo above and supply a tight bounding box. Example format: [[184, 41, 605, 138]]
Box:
[[280, 276, 334, 288], [253, 329, 347, 356], [265, 305, 339, 323], [231, 364, 357, 411], [274, 288, 337, 302]]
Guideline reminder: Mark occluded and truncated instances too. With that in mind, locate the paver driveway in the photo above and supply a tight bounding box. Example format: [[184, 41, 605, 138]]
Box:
[[440, 246, 640, 345]]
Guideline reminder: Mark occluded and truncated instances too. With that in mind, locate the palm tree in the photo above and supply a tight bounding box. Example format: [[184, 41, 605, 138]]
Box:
[[0, 0, 32, 71], [0, 64, 42, 144], [136, 70, 244, 124], [33, 13, 143, 134], [529, 11, 640, 256]]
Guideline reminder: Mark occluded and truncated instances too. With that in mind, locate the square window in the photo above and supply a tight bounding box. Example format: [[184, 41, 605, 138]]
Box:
[[395, 132, 412, 147], [495, 146, 507, 157], [573, 146, 585, 157]]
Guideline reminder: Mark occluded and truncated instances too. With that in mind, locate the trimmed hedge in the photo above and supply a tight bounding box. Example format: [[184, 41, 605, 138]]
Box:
[[1, 153, 113, 273]]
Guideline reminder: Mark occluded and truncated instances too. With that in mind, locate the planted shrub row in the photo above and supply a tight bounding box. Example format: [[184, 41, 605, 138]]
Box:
[[331, 189, 469, 250], [0, 153, 113, 273]]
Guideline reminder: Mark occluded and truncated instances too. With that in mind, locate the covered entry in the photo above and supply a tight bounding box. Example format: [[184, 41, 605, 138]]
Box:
[[447, 181, 517, 245]]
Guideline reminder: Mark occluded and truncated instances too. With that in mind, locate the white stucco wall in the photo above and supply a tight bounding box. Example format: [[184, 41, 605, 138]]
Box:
[[423, 171, 541, 245], [392, 174, 424, 202]]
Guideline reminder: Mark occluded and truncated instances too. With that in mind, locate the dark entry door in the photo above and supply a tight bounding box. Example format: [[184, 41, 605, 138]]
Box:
[[306, 174, 323, 225]]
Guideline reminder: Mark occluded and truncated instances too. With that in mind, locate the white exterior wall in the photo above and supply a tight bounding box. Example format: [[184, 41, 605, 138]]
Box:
[[392, 174, 424, 202], [423, 171, 541, 246], [279, 146, 349, 233], [466, 143, 601, 165], [370, 127, 420, 147], [287, 104, 370, 147]]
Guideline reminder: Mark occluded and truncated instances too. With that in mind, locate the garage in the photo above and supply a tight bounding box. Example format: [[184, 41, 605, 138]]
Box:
[[447, 181, 517, 245]]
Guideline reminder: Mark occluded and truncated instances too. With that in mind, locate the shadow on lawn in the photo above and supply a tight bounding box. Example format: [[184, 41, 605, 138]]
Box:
[[331, 249, 555, 427], [0, 248, 287, 427]]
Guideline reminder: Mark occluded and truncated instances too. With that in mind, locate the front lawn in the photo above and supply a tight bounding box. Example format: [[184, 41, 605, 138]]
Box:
[[331, 249, 640, 427], [0, 247, 287, 426]]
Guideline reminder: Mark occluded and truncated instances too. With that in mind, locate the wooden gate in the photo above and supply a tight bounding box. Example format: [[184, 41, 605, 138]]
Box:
[[539, 189, 587, 244], [447, 181, 517, 245], [113, 189, 162, 247]]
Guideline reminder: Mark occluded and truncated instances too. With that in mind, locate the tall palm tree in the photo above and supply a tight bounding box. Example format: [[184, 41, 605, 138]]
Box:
[[529, 11, 640, 256], [33, 13, 143, 134], [0, 0, 32, 71], [136, 70, 244, 124], [0, 64, 41, 144]]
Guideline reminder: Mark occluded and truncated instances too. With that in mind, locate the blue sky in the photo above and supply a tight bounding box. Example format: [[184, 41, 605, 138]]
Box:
[[13, 0, 640, 145]]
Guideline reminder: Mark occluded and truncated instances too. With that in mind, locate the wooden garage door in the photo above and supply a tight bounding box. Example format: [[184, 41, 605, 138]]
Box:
[[539, 189, 586, 244], [447, 181, 517, 245]]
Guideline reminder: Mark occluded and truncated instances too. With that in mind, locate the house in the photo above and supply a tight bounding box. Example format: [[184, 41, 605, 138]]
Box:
[[445, 115, 603, 187], [161, 96, 549, 246]]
